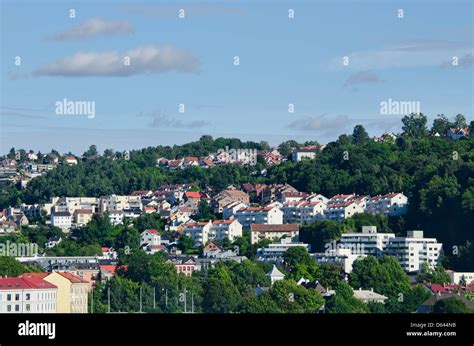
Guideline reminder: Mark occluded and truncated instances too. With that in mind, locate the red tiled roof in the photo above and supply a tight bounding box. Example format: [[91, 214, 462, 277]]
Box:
[[1, 277, 57, 290], [145, 229, 160, 236], [212, 220, 236, 225], [58, 272, 89, 283]]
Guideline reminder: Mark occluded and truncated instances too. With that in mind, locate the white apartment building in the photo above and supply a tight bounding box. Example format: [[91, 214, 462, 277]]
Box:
[[365, 193, 408, 216], [235, 206, 283, 229], [108, 210, 124, 226], [384, 230, 442, 272], [183, 220, 243, 246], [209, 220, 242, 242], [339, 226, 395, 258], [312, 248, 367, 274], [0, 277, 57, 313], [183, 221, 213, 246], [50, 211, 72, 231], [257, 237, 310, 264], [325, 201, 364, 221], [99, 195, 142, 213], [282, 201, 326, 224], [58, 197, 99, 214]]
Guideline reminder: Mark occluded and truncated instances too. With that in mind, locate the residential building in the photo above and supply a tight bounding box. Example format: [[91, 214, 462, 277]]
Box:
[[365, 193, 408, 216], [22, 272, 88, 313], [51, 211, 72, 231], [384, 230, 443, 272], [282, 201, 326, 224], [324, 201, 364, 221], [74, 209, 93, 226], [235, 206, 283, 229], [209, 219, 242, 242], [0, 277, 57, 313], [108, 210, 124, 226], [447, 127, 470, 140], [250, 223, 299, 245], [353, 288, 388, 304], [183, 221, 213, 246], [166, 256, 196, 276], [312, 248, 366, 274], [257, 237, 310, 264], [212, 189, 250, 213], [140, 229, 161, 248], [291, 146, 320, 162], [267, 265, 285, 285], [447, 270, 474, 285], [339, 226, 395, 258]]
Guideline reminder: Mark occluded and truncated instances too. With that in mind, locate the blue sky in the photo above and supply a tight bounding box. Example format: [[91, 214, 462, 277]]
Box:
[[1, 0, 473, 154]]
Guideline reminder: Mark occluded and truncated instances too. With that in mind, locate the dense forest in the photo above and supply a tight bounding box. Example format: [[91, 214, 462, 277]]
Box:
[[1, 113, 473, 270]]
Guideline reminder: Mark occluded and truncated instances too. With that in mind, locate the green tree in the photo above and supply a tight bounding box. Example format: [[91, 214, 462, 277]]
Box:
[[433, 297, 473, 313], [402, 113, 428, 138], [352, 125, 370, 145]]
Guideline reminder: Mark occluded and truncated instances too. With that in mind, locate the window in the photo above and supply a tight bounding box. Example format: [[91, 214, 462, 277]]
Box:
[[7, 294, 11, 301], [15, 305, 20, 312], [7, 305, 11, 312], [26, 304, 30, 312], [15, 294, 20, 301]]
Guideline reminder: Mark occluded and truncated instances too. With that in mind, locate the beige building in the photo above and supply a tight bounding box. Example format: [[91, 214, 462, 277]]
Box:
[[22, 272, 89, 313], [250, 224, 299, 244]]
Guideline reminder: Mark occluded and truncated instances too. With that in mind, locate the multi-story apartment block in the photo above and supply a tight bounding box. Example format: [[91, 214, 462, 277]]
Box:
[[140, 229, 161, 248], [0, 277, 57, 313], [365, 193, 408, 216], [235, 206, 283, 229], [339, 226, 395, 258], [22, 272, 88, 313], [282, 201, 326, 224], [99, 195, 142, 213], [50, 211, 72, 231], [384, 230, 442, 272], [257, 237, 310, 263], [209, 220, 242, 242], [183, 220, 243, 246], [325, 201, 364, 221]]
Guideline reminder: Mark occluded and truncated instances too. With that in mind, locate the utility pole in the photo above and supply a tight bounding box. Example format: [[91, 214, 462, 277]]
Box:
[[153, 287, 156, 310], [139, 285, 143, 313], [91, 289, 93, 314], [191, 291, 194, 313], [183, 289, 187, 313], [166, 289, 168, 308], [108, 287, 111, 313]]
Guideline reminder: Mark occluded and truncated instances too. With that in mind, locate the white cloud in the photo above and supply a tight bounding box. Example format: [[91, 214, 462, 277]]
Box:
[[50, 17, 134, 40], [33, 45, 201, 77], [344, 70, 384, 88], [328, 39, 472, 71]]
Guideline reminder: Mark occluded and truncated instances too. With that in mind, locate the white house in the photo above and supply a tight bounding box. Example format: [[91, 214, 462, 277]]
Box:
[[312, 248, 366, 274], [140, 229, 161, 248], [222, 201, 247, 220], [235, 206, 283, 229], [0, 277, 57, 313], [267, 265, 285, 285], [257, 238, 310, 264], [50, 211, 72, 231]]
